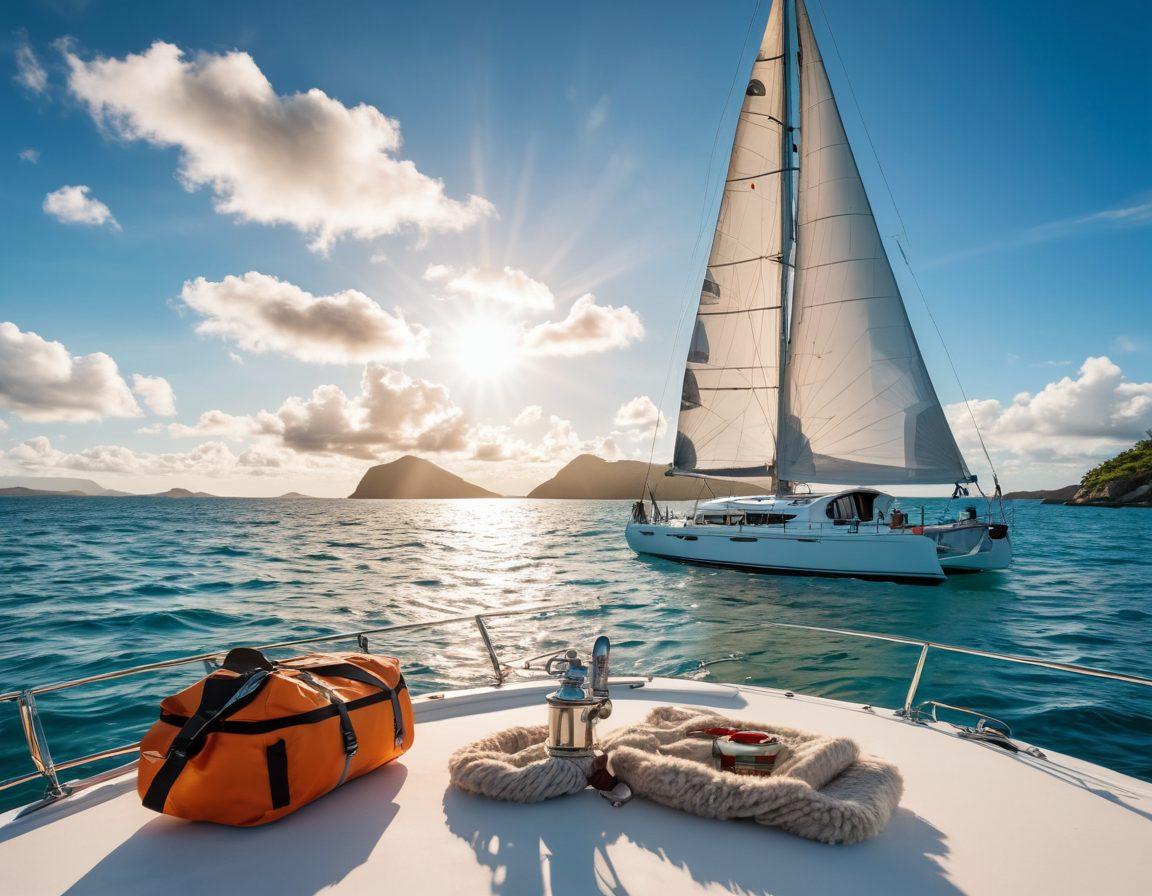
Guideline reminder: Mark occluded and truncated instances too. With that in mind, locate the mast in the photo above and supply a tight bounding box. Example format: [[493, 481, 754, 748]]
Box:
[[774, 0, 796, 497]]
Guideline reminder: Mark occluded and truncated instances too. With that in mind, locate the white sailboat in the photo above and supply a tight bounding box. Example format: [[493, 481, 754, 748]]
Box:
[[626, 0, 1011, 583]]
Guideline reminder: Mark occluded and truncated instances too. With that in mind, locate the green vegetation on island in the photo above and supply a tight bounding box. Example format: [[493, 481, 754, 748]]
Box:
[[1070, 434, 1152, 506]]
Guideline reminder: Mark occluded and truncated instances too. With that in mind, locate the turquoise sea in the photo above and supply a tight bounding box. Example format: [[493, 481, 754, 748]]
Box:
[[1, 496, 1150, 811]]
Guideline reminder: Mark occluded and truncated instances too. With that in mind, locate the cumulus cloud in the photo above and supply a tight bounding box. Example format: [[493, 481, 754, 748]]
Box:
[[468, 415, 620, 464], [64, 41, 493, 252], [180, 272, 429, 364], [613, 395, 667, 441], [168, 364, 467, 460], [424, 264, 554, 312], [19, 148, 40, 163], [0, 321, 141, 421], [947, 356, 1152, 478], [522, 294, 644, 357], [166, 409, 262, 440], [15, 42, 47, 93], [6, 435, 238, 477], [130, 374, 177, 416], [43, 185, 120, 230]]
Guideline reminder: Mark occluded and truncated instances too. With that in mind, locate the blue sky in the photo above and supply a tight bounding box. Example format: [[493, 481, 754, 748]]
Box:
[[1, 0, 1149, 495]]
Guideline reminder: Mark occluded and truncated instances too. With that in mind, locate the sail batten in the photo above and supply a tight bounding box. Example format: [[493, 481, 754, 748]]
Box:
[[672, 0, 790, 479], [775, 0, 971, 486]]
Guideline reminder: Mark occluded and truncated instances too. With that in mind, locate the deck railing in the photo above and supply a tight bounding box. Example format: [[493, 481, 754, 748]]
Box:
[[2, 603, 1150, 808]]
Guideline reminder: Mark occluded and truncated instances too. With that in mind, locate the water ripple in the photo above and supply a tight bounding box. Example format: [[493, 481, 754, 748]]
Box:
[[0, 496, 1149, 812]]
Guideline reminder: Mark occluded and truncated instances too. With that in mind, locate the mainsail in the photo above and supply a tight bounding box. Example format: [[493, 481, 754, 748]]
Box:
[[776, 0, 970, 485], [671, 0, 792, 478], [672, 0, 971, 487]]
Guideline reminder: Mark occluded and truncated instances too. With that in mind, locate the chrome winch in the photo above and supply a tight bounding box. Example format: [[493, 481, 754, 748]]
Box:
[[544, 636, 612, 758]]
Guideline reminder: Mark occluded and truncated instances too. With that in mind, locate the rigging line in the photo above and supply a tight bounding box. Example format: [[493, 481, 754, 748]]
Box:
[[813, 0, 1000, 488], [642, 0, 766, 494]]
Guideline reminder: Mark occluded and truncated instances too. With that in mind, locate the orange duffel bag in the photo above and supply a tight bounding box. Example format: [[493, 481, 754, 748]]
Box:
[[137, 647, 414, 825]]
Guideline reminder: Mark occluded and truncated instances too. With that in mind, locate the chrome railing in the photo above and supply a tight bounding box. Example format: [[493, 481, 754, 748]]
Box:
[[2, 604, 1150, 809], [0, 604, 550, 801]]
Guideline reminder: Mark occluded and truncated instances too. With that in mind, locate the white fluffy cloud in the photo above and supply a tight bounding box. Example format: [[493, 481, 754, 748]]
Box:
[[180, 272, 429, 364], [0, 322, 141, 422], [43, 185, 119, 229], [424, 264, 554, 311], [166, 409, 261, 440], [613, 395, 668, 441], [522, 294, 644, 357], [19, 148, 40, 164], [468, 415, 620, 464], [168, 364, 467, 460], [15, 43, 47, 93], [130, 374, 177, 416], [7, 435, 237, 477], [65, 41, 492, 252], [947, 356, 1152, 479]]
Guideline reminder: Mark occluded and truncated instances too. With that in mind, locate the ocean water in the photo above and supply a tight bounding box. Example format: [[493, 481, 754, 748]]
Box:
[[1, 495, 1150, 811]]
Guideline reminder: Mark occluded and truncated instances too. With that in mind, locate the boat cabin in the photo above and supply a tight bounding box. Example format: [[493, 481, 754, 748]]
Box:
[[692, 489, 895, 527]]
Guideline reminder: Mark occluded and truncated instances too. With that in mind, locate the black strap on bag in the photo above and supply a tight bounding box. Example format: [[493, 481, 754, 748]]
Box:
[[302, 662, 408, 750], [142, 652, 274, 813], [294, 670, 359, 788]]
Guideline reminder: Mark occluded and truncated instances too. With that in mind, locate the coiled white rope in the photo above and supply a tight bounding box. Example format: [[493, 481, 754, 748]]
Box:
[[448, 725, 595, 803]]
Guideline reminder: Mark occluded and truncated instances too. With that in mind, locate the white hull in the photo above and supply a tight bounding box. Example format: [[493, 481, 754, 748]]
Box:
[[626, 521, 949, 583]]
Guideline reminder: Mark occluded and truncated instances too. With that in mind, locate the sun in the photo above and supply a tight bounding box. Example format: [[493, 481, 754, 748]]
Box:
[[448, 316, 522, 381]]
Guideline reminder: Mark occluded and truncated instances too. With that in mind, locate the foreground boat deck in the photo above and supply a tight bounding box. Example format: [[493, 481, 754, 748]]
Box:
[[2, 677, 1149, 895]]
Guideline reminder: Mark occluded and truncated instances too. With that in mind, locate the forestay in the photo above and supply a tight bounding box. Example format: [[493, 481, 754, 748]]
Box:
[[672, 0, 790, 479], [776, 0, 970, 486]]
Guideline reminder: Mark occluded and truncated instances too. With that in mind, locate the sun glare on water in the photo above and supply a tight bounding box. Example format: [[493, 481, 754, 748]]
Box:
[[449, 317, 521, 381]]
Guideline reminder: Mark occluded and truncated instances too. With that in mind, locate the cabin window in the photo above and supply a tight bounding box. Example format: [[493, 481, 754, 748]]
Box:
[[824, 493, 877, 522], [695, 512, 743, 526], [744, 513, 796, 525]]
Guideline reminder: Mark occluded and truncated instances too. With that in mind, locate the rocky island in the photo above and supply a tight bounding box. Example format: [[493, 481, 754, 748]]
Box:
[[527, 454, 766, 500], [1062, 436, 1152, 507], [349, 455, 500, 499]]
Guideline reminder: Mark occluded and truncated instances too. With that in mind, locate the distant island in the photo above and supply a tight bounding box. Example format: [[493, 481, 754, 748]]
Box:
[[349, 455, 500, 499], [527, 454, 766, 500], [1001, 484, 1079, 503], [1003, 435, 1151, 507], [9, 437, 1147, 505], [0, 486, 90, 497], [0, 476, 130, 496]]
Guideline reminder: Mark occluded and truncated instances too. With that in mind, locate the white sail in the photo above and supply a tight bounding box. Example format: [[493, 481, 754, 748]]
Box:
[[776, 0, 971, 486], [672, 0, 791, 478]]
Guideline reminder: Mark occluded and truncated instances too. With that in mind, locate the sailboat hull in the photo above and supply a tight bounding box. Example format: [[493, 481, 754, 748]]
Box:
[[625, 521, 949, 584]]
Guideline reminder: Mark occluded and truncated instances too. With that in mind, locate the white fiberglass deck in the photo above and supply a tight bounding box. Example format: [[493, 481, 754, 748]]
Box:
[[2, 677, 1149, 896]]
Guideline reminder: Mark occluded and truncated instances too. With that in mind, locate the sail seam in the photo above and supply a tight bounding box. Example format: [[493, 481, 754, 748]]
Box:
[[727, 167, 797, 183], [707, 256, 786, 269], [698, 304, 782, 317]]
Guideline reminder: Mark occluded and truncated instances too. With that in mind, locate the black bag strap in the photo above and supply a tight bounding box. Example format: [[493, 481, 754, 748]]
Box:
[[294, 670, 360, 788], [142, 668, 271, 813], [297, 662, 407, 749]]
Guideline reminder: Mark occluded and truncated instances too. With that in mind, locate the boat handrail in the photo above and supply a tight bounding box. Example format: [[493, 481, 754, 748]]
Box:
[[2, 604, 1150, 804]]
